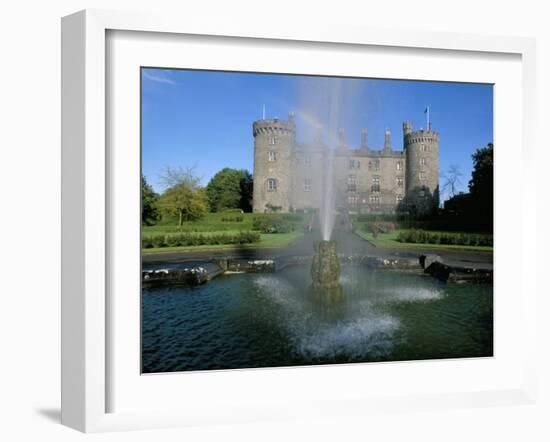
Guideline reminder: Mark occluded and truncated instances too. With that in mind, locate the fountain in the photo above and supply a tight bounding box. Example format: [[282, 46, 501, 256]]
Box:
[[311, 240, 341, 289]]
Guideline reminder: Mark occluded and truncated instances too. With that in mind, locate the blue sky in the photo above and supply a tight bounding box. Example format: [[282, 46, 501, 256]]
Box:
[[141, 68, 493, 201]]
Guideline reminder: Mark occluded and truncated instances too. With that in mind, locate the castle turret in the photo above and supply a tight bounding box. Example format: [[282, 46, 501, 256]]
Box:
[[360, 128, 369, 150], [252, 114, 295, 212], [384, 129, 392, 151], [338, 128, 346, 148], [404, 122, 440, 214]]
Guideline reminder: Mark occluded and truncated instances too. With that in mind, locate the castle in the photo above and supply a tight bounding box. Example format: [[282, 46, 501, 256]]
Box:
[[252, 113, 439, 215]]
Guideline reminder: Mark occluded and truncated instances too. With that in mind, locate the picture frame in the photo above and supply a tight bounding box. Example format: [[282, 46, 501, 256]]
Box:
[[61, 9, 537, 433]]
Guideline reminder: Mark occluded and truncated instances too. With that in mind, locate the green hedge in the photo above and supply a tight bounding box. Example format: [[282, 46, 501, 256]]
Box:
[[251, 214, 305, 233], [252, 216, 300, 233], [397, 229, 493, 247], [221, 216, 243, 222], [142, 231, 260, 248]]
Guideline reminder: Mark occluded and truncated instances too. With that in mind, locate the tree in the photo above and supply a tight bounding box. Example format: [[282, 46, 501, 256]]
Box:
[[469, 143, 493, 197], [159, 165, 202, 190], [206, 168, 253, 212], [158, 184, 208, 225], [238, 170, 253, 212], [468, 143, 493, 230], [442, 164, 463, 199], [441, 143, 493, 232], [141, 174, 159, 225], [157, 166, 208, 225]]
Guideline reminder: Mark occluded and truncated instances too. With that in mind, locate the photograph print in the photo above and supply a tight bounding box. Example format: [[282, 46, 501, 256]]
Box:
[[141, 68, 493, 374]]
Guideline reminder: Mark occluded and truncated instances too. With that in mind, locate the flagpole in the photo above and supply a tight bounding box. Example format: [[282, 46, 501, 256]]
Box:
[[426, 106, 430, 130]]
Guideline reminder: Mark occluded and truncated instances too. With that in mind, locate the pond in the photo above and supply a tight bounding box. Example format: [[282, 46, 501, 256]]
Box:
[[142, 264, 493, 373]]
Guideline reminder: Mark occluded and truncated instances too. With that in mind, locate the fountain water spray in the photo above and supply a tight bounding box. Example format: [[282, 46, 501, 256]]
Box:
[[319, 79, 342, 241]]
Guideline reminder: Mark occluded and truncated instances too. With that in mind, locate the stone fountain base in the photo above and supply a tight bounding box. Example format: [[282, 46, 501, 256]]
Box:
[[311, 240, 341, 289]]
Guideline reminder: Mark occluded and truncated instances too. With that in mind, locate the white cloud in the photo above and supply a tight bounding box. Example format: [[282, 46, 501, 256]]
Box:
[[142, 70, 178, 85]]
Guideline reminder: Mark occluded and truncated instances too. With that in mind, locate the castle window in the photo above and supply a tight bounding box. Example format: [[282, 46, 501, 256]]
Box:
[[419, 172, 427, 181], [374, 159, 380, 171], [421, 144, 428, 152], [268, 151, 277, 162], [267, 178, 278, 191], [304, 155, 311, 166], [369, 195, 380, 205], [396, 177, 404, 188], [396, 161, 403, 171], [420, 157, 427, 166], [396, 194, 404, 204], [349, 159, 360, 169], [348, 195, 358, 205], [371, 176, 380, 193], [268, 136, 277, 145], [419, 190, 426, 197], [347, 174, 357, 192], [303, 178, 312, 192]]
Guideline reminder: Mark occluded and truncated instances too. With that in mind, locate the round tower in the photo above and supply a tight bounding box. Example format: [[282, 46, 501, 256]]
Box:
[[403, 121, 440, 215], [252, 114, 295, 213]]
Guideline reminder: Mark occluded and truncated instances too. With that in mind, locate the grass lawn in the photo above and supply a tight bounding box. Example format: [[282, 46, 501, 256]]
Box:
[[355, 229, 493, 252], [142, 231, 303, 254]]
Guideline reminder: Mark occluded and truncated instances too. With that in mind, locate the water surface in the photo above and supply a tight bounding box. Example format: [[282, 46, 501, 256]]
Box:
[[142, 265, 493, 373]]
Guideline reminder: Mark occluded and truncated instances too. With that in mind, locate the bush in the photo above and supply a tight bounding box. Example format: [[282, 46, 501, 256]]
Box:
[[281, 213, 304, 222], [265, 203, 282, 213], [221, 216, 243, 222], [397, 229, 492, 247], [142, 237, 154, 248], [370, 222, 395, 234], [151, 235, 166, 248], [252, 217, 295, 234], [142, 231, 261, 249]]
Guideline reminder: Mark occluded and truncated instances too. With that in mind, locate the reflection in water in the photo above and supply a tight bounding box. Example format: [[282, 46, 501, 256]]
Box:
[[142, 264, 493, 373]]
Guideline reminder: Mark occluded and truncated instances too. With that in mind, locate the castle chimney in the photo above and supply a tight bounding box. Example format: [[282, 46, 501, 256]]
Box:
[[338, 128, 346, 147], [384, 128, 392, 150], [403, 121, 412, 136], [288, 111, 295, 125], [314, 125, 323, 144], [361, 128, 368, 148]]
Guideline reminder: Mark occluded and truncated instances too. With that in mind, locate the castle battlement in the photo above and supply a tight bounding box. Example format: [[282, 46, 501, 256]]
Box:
[[252, 118, 295, 137]]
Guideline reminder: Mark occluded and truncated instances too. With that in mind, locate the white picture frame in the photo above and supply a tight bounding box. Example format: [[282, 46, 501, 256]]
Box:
[[61, 9, 537, 433]]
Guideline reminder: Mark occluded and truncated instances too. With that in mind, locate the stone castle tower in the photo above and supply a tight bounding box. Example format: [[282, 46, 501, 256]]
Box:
[[252, 113, 439, 215], [403, 121, 440, 214], [252, 116, 296, 212]]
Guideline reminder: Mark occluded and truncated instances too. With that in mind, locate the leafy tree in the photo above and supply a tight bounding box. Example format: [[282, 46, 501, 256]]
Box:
[[468, 143, 493, 229], [157, 166, 208, 225], [441, 143, 493, 232], [469, 143, 493, 197], [141, 174, 159, 225], [206, 168, 253, 212], [158, 184, 208, 225], [238, 170, 253, 212]]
